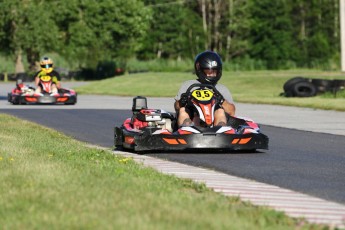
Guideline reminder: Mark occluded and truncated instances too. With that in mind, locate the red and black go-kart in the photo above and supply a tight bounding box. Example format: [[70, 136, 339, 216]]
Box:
[[8, 78, 77, 105], [115, 83, 269, 152]]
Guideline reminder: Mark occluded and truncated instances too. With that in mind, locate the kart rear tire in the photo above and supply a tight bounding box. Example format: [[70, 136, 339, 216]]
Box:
[[8, 93, 19, 104], [283, 76, 308, 97], [292, 81, 317, 97], [65, 97, 77, 105]]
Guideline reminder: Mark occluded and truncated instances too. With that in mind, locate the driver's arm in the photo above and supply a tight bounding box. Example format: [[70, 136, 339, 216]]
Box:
[[221, 100, 236, 116], [216, 85, 236, 116], [33, 71, 41, 87], [34, 75, 40, 87], [174, 100, 181, 112], [56, 81, 61, 89], [54, 72, 62, 89]]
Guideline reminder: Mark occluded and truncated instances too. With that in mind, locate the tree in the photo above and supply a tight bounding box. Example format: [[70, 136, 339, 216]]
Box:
[[52, 0, 151, 68], [0, 0, 61, 72], [0, 0, 341, 71], [138, 0, 204, 60], [290, 0, 339, 67], [0, 0, 151, 73], [248, 0, 296, 69], [224, 0, 251, 61]]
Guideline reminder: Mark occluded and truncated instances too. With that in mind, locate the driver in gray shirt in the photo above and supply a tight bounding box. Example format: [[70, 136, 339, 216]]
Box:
[[174, 51, 236, 127]]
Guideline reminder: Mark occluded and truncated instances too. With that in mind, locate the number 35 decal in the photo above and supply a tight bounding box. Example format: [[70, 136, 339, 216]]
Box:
[[192, 89, 214, 101]]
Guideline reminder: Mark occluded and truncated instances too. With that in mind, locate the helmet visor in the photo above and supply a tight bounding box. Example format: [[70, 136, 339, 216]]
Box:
[[203, 69, 218, 77], [41, 64, 53, 69]]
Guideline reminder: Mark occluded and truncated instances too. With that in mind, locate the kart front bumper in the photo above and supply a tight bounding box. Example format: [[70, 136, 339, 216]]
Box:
[[115, 127, 269, 152]]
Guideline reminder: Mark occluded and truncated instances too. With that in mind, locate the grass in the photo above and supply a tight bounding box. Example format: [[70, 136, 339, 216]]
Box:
[[0, 113, 330, 229], [75, 70, 345, 111]]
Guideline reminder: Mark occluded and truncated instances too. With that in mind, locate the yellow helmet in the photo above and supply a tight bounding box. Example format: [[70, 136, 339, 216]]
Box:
[[40, 56, 54, 73]]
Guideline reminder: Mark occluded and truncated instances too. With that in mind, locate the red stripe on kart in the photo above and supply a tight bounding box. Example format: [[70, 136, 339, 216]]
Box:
[[239, 137, 252, 144], [57, 97, 68, 102], [25, 97, 38, 102], [125, 136, 135, 144], [178, 139, 187, 144], [231, 137, 252, 144], [178, 130, 193, 135], [225, 129, 236, 134], [163, 138, 179, 145], [232, 138, 240, 144]]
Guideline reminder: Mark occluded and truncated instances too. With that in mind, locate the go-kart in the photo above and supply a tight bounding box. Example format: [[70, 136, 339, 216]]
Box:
[[7, 78, 77, 105], [114, 83, 269, 152]]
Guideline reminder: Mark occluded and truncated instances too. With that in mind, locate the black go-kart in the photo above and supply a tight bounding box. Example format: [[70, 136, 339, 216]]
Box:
[[115, 83, 269, 152]]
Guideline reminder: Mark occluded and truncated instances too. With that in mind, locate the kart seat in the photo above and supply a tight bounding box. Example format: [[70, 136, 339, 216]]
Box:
[[132, 96, 147, 113]]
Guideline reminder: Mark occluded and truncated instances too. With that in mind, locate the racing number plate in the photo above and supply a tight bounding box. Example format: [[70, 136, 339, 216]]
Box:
[[191, 89, 213, 101]]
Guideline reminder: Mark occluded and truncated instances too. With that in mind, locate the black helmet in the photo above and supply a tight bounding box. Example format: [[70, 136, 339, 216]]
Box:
[[194, 51, 222, 84]]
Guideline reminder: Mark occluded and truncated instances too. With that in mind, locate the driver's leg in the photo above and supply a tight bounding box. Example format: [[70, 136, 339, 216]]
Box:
[[177, 107, 193, 127], [35, 86, 42, 94], [214, 108, 227, 126], [51, 83, 58, 94], [192, 114, 200, 126]]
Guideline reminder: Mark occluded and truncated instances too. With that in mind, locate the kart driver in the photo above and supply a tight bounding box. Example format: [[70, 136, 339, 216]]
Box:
[[34, 56, 61, 95], [174, 51, 236, 127]]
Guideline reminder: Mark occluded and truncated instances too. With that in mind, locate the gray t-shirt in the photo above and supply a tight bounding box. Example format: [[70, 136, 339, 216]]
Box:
[[174, 80, 234, 103]]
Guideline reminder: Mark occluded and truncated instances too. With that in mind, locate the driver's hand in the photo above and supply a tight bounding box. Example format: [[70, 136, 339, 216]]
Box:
[[179, 93, 188, 107], [215, 93, 224, 106]]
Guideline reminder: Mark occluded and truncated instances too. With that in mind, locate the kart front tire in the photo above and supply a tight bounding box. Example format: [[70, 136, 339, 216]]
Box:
[[7, 93, 11, 103]]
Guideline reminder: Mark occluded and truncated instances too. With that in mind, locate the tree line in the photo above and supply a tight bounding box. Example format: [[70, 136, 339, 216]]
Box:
[[0, 0, 341, 74]]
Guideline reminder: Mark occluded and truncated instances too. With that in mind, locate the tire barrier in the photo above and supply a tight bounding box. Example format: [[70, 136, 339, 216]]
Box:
[[283, 77, 345, 97]]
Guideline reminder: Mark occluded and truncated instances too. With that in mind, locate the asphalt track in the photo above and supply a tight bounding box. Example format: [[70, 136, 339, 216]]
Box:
[[1, 82, 345, 227]]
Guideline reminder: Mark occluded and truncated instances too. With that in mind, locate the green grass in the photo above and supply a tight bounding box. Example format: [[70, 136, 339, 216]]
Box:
[[0, 113, 330, 229], [75, 70, 345, 111]]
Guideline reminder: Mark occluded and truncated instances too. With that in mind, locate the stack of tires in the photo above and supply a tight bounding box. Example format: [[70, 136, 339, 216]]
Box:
[[283, 77, 345, 97]]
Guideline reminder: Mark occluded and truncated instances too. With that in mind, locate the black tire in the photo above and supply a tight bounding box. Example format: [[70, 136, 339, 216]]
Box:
[[7, 93, 11, 103], [8, 93, 19, 104], [292, 81, 317, 97], [283, 77, 307, 91], [283, 76, 308, 97], [311, 78, 333, 93]]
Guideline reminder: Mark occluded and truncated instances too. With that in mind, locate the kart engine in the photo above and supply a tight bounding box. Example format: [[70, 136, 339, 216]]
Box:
[[132, 96, 173, 132], [20, 85, 35, 95], [135, 109, 173, 132]]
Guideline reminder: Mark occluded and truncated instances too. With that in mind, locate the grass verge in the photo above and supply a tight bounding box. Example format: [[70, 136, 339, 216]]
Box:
[[75, 70, 345, 111], [0, 113, 329, 229]]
